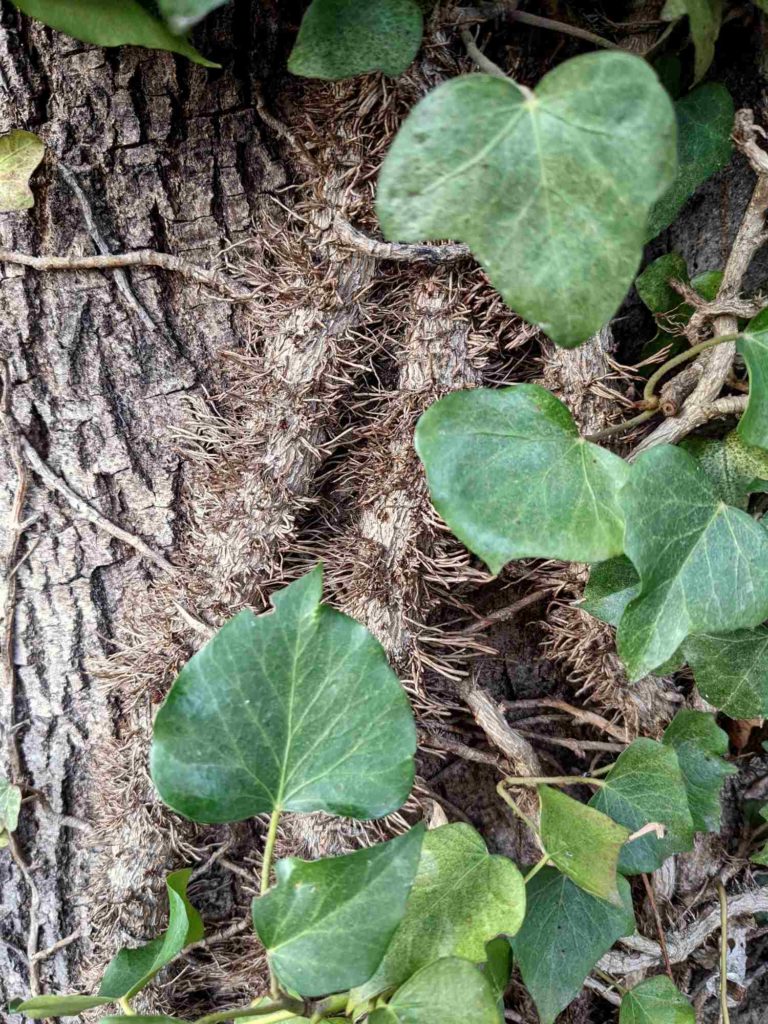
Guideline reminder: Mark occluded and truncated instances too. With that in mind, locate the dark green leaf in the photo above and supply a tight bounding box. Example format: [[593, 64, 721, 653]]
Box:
[[662, 710, 736, 831], [381, 958, 502, 1024], [620, 976, 695, 1024], [636, 253, 690, 315], [288, 0, 422, 80], [10, 0, 218, 66], [251, 826, 424, 998], [738, 308, 768, 449], [617, 445, 768, 680], [582, 556, 640, 627], [415, 385, 629, 574], [483, 938, 512, 1007], [378, 52, 676, 347], [156, 0, 228, 33], [647, 83, 733, 237], [9, 996, 112, 1019], [589, 739, 694, 874], [0, 130, 44, 212], [691, 269, 723, 300], [151, 565, 416, 822], [661, 0, 723, 83], [351, 822, 525, 1004], [685, 628, 768, 717], [98, 869, 203, 1000], [751, 806, 768, 866], [681, 430, 768, 508], [510, 869, 635, 1024]]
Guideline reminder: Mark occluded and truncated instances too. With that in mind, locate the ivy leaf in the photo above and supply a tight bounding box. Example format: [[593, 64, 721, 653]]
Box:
[[350, 823, 525, 1004], [684, 628, 768, 717], [98, 869, 203, 1000], [662, 710, 736, 832], [582, 556, 640, 627], [9, 996, 112, 1019], [151, 565, 416, 823], [589, 739, 695, 874], [483, 938, 512, 1007], [510, 869, 635, 1024], [0, 130, 44, 212], [751, 806, 768, 866], [156, 0, 228, 33], [539, 785, 630, 905], [373, 958, 502, 1024], [636, 253, 690, 315], [647, 83, 733, 237], [0, 775, 22, 848], [415, 385, 629, 574], [9, 0, 218, 66], [378, 51, 676, 347], [288, 0, 422, 80], [738, 308, 768, 449], [620, 976, 695, 1024], [617, 445, 768, 680], [662, 0, 723, 83], [681, 430, 768, 508], [100, 1018, 191, 1024], [251, 827, 424, 998]]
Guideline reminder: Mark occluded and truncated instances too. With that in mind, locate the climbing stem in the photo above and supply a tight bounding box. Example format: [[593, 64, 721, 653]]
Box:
[[586, 408, 657, 442], [717, 880, 731, 1024], [500, 775, 606, 790], [119, 997, 136, 1016], [643, 334, 739, 405], [194, 1000, 303, 1024], [496, 781, 541, 837], [523, 853, 550, 885], [593, 967, 627, 998], [261, 808, 281, 896]]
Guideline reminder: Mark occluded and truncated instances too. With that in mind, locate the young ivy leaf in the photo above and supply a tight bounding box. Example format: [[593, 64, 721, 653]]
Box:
[[288, 0, 423, 80], [98, 869, 203, 1000], [684, 628, 768, 718], [751, 806, 768, 866], [252, 827, 424, 997], [371, 958, 502, 1024], [151, 564, 416, 823], [620, 976, 695, 1024], [377, 51, 676, 347], [589, 739, 695, 874], [509, 869, 635, 1024], [662, 710, 736, 832], [350, 822, 525, 1005], [414, 385, 629, 574], [0, 130, 44, 212], [538, 785, 630, 905], [681, 430, 768, 509], [156, 0, 228, 33], [738, 308, 768, 449], [9, 0, 218, 66], [662, 0, 723, 83], [646, 83, 733, 238], [617, 445, 768, 680], [636, 252, 691, 316], [9, 996, 113, 1019], [0, 775, 22, 848], [483, 937, 513, 1008], [582, 556, 640, 627]]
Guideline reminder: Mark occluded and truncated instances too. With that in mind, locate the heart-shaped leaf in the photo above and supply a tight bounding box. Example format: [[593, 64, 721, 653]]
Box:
[[662, 710, 736, 832], [351, 823, 525, 1005], [377, 51, 676, 347], [582, 556, 640, 627], [415, 385, 629, 574], [288, 0, 422, 80], [738, 309, 768, 449], [98, 869, 203, 1000], [510, 869, 635, 1024], [647, 82, 733, 237], [617, 445, 768, 680], [252, 826, 424, 997], [539, 785, 630, 905], [620, 976, 695, 1024], [151, 565, 416, 822], [662, 0, 723, 82], [10, 0, 218, 66], [372, 958, 502, 1024], [589, 739, 694, 874], [684, 628, 768, 717], [9, 996, 113, 1019], [156, 0, 228, 33], [682, 430, 768, 508], [0, 130, 44, 212]]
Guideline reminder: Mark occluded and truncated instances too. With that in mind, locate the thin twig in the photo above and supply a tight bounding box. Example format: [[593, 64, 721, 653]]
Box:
[[504, 698, 628, 742], [507, 9, 621, 50], [642, 874, 674, 981], [332, 216, 470, 264], [8, 833, 41, 996], [31, 929, 82, 964], [461, 588, 550, 634], [460, 26, 511, 80], [454, 673, 541, 774], [420, 727, 503, 767], [717, 881, 731, 1024]]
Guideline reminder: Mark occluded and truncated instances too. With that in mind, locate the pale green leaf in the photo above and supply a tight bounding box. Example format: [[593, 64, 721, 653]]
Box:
[[98, 869, 203, 1000], [288, 0, 422, 80], [0, 776, 21, 834], [9, 996, 112, 1019], [662, 710, 736, 832], [539, 785, 630, 905], [738, 308, 768, 449], [0, 130, 44, 212], [351, 823, 525, 1004], [662, 0, 723, 82], [156, 0, 228, 33], [10, 0, 218, 66], [684, 628, 768, 717], [647, 82, 733, 237], [510, 869, 635, 1024], [379, 958, 502, 1024], [620, 976, 695, 1024], [415, 385, 629, 574], [751, 806, 768, 866], [617, 445, 768, 680], [151, 565, 416, 822], [377, 52, 676, 347], [582, 556, 640, 627], [251, 827, 424, 997], [681, 430, 768, 508], [589, 739, 695, 874]]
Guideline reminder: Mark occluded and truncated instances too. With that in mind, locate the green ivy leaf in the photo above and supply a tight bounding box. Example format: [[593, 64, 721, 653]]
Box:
[[636, 253, 690, 315], [483, 938, 512, 1007], [620, 976, 695, 1024], [251, 827, 424, 998], [9, 996, 112, 1019], [156, 0, 228, 33], [582, 556, 640, 627], [589, 739, 694, 874], [617, 445, 768, 680], [100, 1018, 191, 1024], [738, 308, 768, 449], [662, 710, 736, 832], [681, 430, 768, 508], [10, 0, 218, 66], [684, 628, 768, 717], [374, 958, 502, 1024], [151, 565, 416, 822], [415, 385, 629, 574], [0, 775, 22, 848], [510, 869, 635, 1024], [751, 806, 768, 866], [377, 51, 676, 347], [662, 0, 723, 83], [288, 0, 422, 80], [647, 83, 733, 237], [0, 130, 44, 212], [539, 785, 630, 905], [351, 823, 525, 1005], [98, 869, 203, 1000]]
